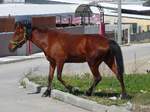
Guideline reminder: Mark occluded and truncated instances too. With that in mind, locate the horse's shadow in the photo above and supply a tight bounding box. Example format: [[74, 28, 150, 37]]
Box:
[[27, 87, 132, 100], [70, 89, 132, 100]]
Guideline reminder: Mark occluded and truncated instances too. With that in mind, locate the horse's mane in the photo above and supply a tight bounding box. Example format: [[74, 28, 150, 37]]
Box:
[[32, 26, 70, 36], [15, 20, 71, 35], [15, 20, 31, 28]]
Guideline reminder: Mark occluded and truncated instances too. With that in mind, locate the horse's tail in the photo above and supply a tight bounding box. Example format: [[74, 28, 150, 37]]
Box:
[[109, 40, 124, 75]]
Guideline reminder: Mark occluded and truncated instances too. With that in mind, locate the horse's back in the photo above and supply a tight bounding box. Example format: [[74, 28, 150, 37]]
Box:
[[63, 34, 109, 62]]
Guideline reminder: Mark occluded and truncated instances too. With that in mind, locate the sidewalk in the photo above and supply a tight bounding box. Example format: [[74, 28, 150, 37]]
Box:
[[0, 52, 45, 64]]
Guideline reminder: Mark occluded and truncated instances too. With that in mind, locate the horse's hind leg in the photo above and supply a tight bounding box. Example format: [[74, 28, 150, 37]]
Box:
[[104, 56, 127, 99], [85, 61, 102, 96]]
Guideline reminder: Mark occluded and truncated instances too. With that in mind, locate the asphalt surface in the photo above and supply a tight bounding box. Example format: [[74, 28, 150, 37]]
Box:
[[122, 43, 150, 73], [0, 60, 90, 112], [122, 43, 150, 62]]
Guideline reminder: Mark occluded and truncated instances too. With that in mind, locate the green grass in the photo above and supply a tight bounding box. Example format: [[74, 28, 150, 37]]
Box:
[[27, 73, 150, 106]]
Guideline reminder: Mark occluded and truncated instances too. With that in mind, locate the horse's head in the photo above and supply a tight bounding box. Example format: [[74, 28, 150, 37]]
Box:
[[8, 20, 32, 52]]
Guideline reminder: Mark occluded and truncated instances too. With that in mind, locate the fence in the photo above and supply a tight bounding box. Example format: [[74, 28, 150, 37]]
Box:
[[32, 16, 56, 28], [131, 31, 150, 42], [0, 17, 15, 32]]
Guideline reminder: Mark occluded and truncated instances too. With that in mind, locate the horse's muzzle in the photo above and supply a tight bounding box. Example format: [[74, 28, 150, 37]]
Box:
[[8, 44, 17, 52]]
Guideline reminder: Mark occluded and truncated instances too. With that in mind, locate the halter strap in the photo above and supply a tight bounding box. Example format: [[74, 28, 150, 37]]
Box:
[[10, 21, 32, 47], [10, 30, 27, 47]]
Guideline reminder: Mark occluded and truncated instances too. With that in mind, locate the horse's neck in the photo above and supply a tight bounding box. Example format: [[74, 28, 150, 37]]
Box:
[[30, 29, 49, 50], [30, 28, 62, 50]]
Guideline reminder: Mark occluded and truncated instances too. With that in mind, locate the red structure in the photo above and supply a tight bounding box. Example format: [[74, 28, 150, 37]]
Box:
[[75, 4, 105, 36], [26, 41, 32, 55], [99, 10, 105, 36]]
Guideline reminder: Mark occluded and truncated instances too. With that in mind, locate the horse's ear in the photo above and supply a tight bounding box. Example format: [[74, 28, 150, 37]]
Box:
[[15, 21, 25, 29], [25, 21, 32, 39], [22, 20, 30, 25], [27, 22, 32, 29], [15, 22, 20, 29], [21, 20, 31, 28]]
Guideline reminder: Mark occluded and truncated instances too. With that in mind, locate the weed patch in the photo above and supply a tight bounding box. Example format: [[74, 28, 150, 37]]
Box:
[[27, 73, 150, 106]]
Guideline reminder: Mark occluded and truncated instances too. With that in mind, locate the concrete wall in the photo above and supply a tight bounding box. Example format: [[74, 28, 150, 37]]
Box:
[[0, 32, 42, 57], [0, 32, 17, 57], [58, 26, 84, 34], [16, 41, 42, 56], [60, 25, 99, 34]]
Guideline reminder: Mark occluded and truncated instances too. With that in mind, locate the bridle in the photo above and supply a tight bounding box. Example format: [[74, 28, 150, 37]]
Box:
[[10, 22, 32, 48], [10, 27, 27, 47]]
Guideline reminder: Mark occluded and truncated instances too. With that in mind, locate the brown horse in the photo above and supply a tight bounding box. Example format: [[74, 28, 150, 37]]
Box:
[[8, 21, 127, 98]]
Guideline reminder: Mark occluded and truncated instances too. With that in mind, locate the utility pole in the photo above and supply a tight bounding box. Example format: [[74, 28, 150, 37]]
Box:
[[118, 0, 122, 44]]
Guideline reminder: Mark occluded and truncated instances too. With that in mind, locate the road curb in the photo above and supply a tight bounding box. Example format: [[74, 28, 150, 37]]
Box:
[[51, 90, 132, 112], [0, 57, 42, 65], [21, 78, 132, 112], [0, 53, 45, 65], [22, 78, 42, 93]]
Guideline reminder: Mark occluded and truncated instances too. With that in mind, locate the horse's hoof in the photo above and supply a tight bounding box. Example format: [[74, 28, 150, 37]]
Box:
[[42, 89, 51, 97], [120, 93, 129, 99], [72, 87, 80, 94], [85, 90, 92, 96], [67, 85, 73, 93]]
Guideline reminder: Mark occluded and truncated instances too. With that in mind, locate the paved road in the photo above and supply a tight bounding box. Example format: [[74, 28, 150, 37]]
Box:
[[0, 60, 90, 112], [121, 43, 150, 73], [122, 43, 150, 62]]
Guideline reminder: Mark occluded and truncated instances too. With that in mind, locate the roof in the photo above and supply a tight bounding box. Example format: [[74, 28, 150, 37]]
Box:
[[47, 0, 90, 4], [75, 4, 93, 17], [98, 3, 150, 18], [99, 2, 150, 12], [0, 4, 79, 17], [1, 3, 150, 20], [0, 3, 100, 17]]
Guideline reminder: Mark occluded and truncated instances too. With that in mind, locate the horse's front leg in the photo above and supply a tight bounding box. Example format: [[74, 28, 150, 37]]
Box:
[[42, 62, 56, 97], [56, 61, 74, 93]]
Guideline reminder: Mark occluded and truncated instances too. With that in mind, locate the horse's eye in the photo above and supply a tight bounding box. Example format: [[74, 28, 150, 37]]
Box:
[[15, 28, 20, 32], [15, 32, 20, 35], [19, 29, 24, 32]]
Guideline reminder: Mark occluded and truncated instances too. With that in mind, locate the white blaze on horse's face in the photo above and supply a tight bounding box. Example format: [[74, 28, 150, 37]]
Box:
[[8, 23, 26, 52]]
